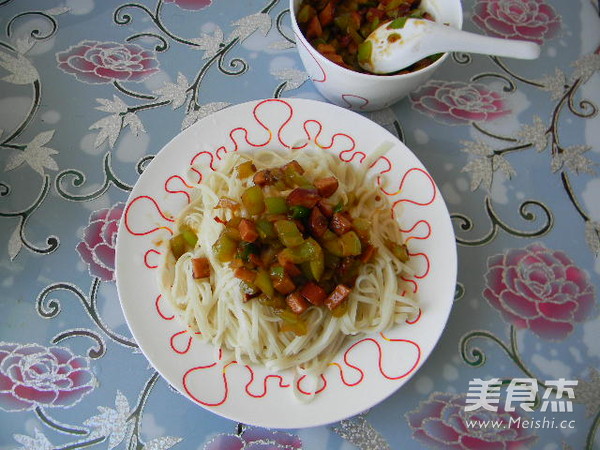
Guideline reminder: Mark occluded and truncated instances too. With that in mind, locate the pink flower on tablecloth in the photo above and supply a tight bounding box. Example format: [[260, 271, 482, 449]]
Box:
[[0, 343, 95, 412], [57, 41, 159, 84], [77, 202, 124, 281], [483, 243, 595, 340], [204, 426, 302, 449], [406, 392, 538, 449], [472, 0, 560, 45], [164, 0, 212, 10], [409, 80, 511, 125]]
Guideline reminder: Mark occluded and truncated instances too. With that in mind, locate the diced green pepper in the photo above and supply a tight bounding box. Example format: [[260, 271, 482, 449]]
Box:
[[340, 231, 362, 256], [297, 4, 314, 23], [297, 238, 322, 261], [255, 219, 276, 240], [333, 200, 344, 213], [409, 8, 425, 19], [265, 196, 288, 215], [170, 234, 187, 260], [212, 233, 237, 263], [241, 185, 265, 215], [289, 205, 310, 219], [321, 229, 337, 242], [389, 241, 410, 262], [258, 293, 286, 309], [279, 310, 307, 335], [270, 265, 285, 280], [324, 251, 340, 269], [283, 165, 312, 188], [322, 236, 344, 257], [306, 240, 324, 281], [238, 241, 258, 262], [274, 220, 304, 247], [357, 40, 373, 66], [236, 160, 256, 179], [254, 268, 274, 297], [240, 281, 259, 297], [181, 228, 198, 247], [352, 218, 371, 239], [278, 247, 305, 264]]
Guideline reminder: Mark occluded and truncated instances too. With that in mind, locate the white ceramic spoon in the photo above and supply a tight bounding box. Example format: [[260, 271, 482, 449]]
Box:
[[359, 18, 541, 74]]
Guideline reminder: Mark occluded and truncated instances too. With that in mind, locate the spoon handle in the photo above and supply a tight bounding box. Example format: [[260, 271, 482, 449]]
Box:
[[422, 25, 541, 60]]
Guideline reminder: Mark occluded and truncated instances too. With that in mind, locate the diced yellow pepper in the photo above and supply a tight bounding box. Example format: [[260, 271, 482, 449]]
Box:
[[241, 185, 265, 215]]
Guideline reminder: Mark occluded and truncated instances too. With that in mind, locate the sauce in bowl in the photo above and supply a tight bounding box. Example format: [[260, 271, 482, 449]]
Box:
[[296, 0, 439, 75]]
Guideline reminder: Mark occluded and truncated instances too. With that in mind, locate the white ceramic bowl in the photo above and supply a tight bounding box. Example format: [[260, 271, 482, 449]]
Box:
[[290, 0, 463, 111]]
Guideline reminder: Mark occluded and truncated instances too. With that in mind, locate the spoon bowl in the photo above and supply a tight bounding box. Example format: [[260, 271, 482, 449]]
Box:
[[360, 18, 541, 75]]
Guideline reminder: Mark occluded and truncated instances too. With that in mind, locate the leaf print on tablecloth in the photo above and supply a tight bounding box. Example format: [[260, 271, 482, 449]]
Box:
[[272, 68, 309, 93], [4, 130, 58, 176], [153, 73, 190, 109], [551, 145, 596, 176], [333, 415, 390, 450], [584, 221, 600, 257], [7, 225, 22, 261], [83, 391, 131, 449], [164, 0, 212, 11], [0, 50, 39, 84], [574, 368, 600, 417], [143, 436, 183, 450], [230, 13, 272, 42], [13, 428, 53, 450], [462, 156, 494, 191], [517, 116, 549, 152], [182, 101, 231, 130], [191, 27, 225, 60], [96, 95, 129, 115], [571, 52, 600, 83]]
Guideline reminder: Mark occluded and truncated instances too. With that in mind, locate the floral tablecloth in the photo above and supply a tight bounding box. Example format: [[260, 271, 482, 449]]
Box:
[[1, 0, 599, 449]]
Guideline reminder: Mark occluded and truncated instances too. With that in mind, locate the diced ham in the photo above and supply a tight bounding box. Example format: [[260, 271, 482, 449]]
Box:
[[234, 267, 257, 284], [324, 284, 352, 310], [286, 188, 321, 208], [249, 253, 265, 268], [277, 252, 302, 277], [330, 212, 352, 236], [360, 244, 377, 263], [191, 257, 211, 279], [273, 274, 296, 295], [317, 199, 334, 217], [300, 282, 327, 305], [239, 218, 259, 242], [309, 206, 328, 238], [286, 291, 310, 314], [252, 170, 270, 186], [314, 176, 339, 198]]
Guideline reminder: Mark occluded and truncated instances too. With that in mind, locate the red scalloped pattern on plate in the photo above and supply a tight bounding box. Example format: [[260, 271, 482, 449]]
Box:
[[155, 294, 174, 320], [122, 98, 438, 405]]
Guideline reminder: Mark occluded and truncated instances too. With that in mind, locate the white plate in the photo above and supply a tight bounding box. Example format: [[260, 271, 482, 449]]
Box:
[[115, 98, 456, 429]]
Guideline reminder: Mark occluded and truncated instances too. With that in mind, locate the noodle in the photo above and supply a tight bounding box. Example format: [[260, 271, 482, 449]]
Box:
[[158, 146, 418, 383]]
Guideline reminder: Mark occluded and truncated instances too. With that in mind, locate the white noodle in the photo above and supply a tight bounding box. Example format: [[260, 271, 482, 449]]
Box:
[[158, 147, 419, 388]]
